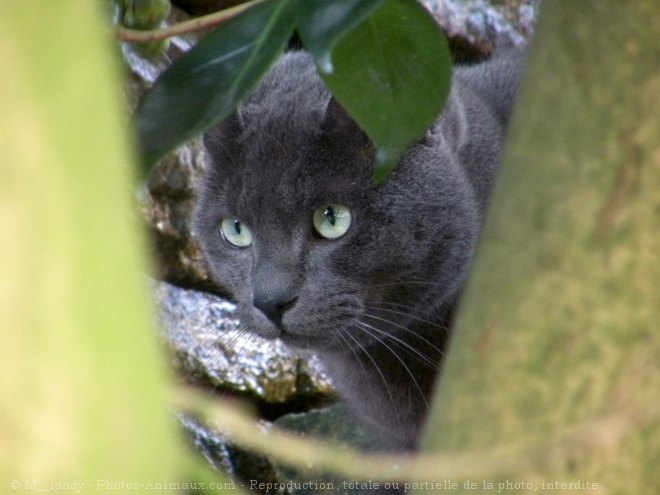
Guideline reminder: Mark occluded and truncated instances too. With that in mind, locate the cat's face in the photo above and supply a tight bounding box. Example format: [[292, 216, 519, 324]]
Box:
[[194, 53, 477, 353]]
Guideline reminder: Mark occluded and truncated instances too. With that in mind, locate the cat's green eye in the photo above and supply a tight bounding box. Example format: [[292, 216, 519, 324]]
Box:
[[312, 204, 352, 240], [220, 218, 252, 247]]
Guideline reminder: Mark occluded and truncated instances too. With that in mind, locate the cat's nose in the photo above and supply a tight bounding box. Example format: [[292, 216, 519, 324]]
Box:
[[253, 294, 298, 326]]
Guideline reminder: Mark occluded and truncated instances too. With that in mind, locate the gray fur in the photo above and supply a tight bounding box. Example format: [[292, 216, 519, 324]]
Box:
[[195, 50, 525, 450]]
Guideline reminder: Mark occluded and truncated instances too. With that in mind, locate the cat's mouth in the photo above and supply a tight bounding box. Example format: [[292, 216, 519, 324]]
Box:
[[248, 316, 311, 348], [245, 301, 345, 351]]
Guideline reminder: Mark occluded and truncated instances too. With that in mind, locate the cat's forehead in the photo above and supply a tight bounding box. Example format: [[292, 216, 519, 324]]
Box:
[[226, 142, 371, 216]]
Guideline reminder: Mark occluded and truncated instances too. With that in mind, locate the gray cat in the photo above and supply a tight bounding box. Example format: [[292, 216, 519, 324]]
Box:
[[194, 50, 525, 451]]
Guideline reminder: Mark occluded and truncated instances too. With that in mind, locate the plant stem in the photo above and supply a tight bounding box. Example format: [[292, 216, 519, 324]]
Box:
[[115, 0, 265, 42], [173, 385, 642, 483]]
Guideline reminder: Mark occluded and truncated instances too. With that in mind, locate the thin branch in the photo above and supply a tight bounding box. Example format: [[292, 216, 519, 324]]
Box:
[[114, 0, 265, 43], [173, 385, 637, 483]]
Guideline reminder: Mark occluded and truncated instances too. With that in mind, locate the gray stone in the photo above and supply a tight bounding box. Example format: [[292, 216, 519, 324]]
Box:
[[423, 0, 540, 51], [153, 280, 334, 404], [155, 279, 334, 492], [140, 140, 217, 292], [178, 413, 235, 474], [273, 405, 395, 495], [179, 412, 283, 491]]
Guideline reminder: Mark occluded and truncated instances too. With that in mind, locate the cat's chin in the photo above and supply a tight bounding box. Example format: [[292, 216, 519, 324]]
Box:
[[242, 309, 334, 351], [245, 319, 320, 350], [277, 328, 323, 351], [255, 319, 364, 353]]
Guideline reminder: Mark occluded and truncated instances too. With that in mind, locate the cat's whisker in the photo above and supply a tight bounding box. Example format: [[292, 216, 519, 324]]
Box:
[[357, 318, 441, 371], [334, 328, 382, 414], [181, 301, 242, 352], [203, 318, 246, 355], [361, 311, 447, 359], [351, 319, 430, 410], [222, 325, 251, 349], [181, 309, 260, 401], [346, 322, 403, 427], [213, 328, 262, 400], [364, 304, 453, 333]]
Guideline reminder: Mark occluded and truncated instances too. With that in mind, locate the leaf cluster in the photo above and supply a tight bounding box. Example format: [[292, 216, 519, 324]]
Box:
[[134, 0, 452, 182]]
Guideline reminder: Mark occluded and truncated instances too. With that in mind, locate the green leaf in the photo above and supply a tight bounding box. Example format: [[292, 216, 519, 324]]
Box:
[[135, 0, 299, 173], [297, 0, 385, 69], [318, 0, 452, 182]]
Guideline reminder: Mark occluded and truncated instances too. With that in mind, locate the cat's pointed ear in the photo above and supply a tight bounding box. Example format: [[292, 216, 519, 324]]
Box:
[[323, 97, 371, 146], [203, 110, 244, 166], [322, 97, 375, 170]]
